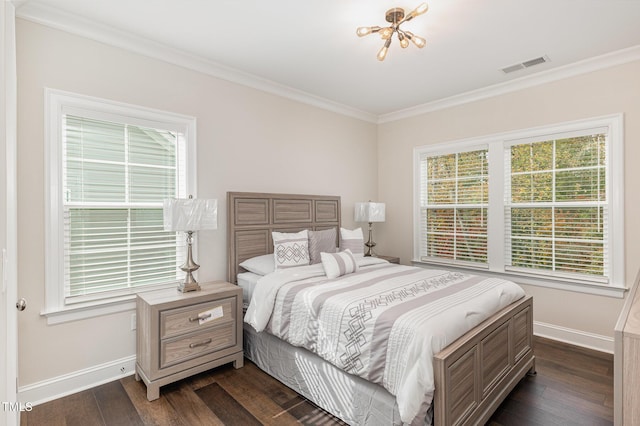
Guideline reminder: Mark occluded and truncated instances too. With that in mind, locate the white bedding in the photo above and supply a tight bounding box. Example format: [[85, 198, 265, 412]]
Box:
[[237, 271, 261, 307], [244, 258, 525, 423]]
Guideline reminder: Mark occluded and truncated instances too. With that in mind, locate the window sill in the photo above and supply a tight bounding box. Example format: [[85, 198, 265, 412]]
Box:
[[411, 259, 627, 299], [41, 282, 179, 325]]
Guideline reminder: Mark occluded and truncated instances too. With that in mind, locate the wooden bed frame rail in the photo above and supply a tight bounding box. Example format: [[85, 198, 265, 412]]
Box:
[[433, 295, 534, 426], [227, 191, 535, 426]]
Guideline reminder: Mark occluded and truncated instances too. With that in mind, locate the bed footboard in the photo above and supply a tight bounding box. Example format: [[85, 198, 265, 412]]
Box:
[[433, 295, 534, 426]]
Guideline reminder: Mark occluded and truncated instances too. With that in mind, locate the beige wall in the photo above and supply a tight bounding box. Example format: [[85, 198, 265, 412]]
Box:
[[16, 19, 378, 386], [377, 60, 640, 339], [16, 15, 638, 391]]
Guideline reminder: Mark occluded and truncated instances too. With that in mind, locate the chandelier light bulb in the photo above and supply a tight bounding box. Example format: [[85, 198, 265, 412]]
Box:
[[398, 33, 409, 48], [404, 31, 427, 48], [411, 34, 427, 48], [377, 38, 393, 61], [377, 45, 389, 61], [415, 3, 429, 16], [357, 26, 382, 37], [356, 26, 372, 37], [403, 2, 429, 22], [380, 27, 394, 40]]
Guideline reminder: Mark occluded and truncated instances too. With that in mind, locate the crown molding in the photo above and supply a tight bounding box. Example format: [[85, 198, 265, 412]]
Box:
[[378, 44, 640, 123], [15, 2, 640, 125], [15, 2, 378, 123]]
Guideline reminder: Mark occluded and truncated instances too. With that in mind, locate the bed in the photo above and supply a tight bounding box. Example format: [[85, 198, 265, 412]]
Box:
[[227, 191, 535, 426]]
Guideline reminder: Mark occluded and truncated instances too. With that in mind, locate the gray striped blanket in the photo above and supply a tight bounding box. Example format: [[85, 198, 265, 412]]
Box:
[[245, 258, 525, 423]]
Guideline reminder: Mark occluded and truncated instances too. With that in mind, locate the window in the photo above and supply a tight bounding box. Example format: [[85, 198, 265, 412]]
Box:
[[505, 133, 607, 279], [415, 115, 624, 295], [420, 149, 488, 265], [45, 89, 196, 322]]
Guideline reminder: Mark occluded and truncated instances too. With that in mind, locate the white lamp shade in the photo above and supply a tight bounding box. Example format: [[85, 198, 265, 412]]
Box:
[[354, 202, 386, 223], [163, 198, 218, 231]]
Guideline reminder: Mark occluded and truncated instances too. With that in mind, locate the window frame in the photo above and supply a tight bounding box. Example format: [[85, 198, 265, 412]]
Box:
[[413, 114, 625, 298], [44, 89, 197, 323]]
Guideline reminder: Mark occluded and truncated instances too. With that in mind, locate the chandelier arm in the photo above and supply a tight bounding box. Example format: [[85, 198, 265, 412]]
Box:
[[404, 30, 426, 48], [397, 15, 413, 26], [398, 2, 428, 25], [397, 11, 416, 25], [397, 28, 410, 48], [377, 37, 393, 61], [357, 25, 383, 37]]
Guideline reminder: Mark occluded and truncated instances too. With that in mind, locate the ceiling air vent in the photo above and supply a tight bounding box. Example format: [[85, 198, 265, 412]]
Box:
[[501, 55, 550, 74]]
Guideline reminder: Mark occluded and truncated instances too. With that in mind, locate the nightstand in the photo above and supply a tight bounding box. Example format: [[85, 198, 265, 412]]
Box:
[[135, 281, 243, 401], [377, 255, 400, 264]]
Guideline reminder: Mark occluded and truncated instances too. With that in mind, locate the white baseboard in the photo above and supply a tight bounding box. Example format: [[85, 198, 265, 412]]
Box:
[[18, 355, 136, 406], [534, 321, 614, 354]]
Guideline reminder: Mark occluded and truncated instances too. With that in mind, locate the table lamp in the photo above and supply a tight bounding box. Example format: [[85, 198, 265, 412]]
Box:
[[163, 196, 218, 292], [354, 201, 386, 256]]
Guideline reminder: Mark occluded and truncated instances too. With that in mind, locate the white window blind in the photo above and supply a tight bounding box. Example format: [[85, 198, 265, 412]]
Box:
[[62, 114, 187, 298], [413, 114, 624, 294], [505, 132, 608, 281], [419, 148, 489, 265]]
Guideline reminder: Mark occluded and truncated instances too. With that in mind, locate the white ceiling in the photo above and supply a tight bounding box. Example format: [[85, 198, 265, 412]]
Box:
[[14, 0, 640, 121]]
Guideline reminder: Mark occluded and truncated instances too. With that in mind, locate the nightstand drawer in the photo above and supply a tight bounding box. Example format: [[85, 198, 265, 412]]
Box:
[[160, 323, 236, 369], [160, 297, 235, 339]]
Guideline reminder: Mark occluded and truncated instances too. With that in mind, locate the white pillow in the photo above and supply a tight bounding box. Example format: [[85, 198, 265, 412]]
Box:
[[339, 227, 364, 257], [239, 254, 275, 276], [321, 249, 359, 279], [272, 230, 310, 269]]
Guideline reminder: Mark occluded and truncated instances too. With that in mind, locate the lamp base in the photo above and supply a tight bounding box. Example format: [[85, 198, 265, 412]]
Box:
[[364, 243, 376, 257], [364, 221, 376, 257], [178, 278, 200, 293], [178, 231, 201, 292], [178, 268, 201, 292]]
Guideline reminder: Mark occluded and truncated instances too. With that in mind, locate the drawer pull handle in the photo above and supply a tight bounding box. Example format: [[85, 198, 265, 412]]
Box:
[[189, 313, 212, 322], [189, 338, 212, 349]]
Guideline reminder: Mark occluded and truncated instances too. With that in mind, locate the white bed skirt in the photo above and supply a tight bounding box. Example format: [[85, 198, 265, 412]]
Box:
[[243, 323, 432, 425]]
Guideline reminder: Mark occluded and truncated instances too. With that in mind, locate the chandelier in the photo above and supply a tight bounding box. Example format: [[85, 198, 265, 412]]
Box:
[[356, 3, 428, 61]]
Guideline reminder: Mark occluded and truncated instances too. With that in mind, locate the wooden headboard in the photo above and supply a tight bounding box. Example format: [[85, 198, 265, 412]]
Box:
[[227, 192, 341, 284]]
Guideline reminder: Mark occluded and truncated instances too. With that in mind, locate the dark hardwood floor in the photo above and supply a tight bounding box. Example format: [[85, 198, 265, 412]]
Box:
[[21, 336, 613, 426], [487, 337, 613, 426]]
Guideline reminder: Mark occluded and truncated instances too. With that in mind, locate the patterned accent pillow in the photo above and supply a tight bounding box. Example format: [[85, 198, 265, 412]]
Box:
[[339, 227, 364, 257], [308, 228, 337, 264], [272, 230, 310, 270], [321, 249, 359, 279]]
